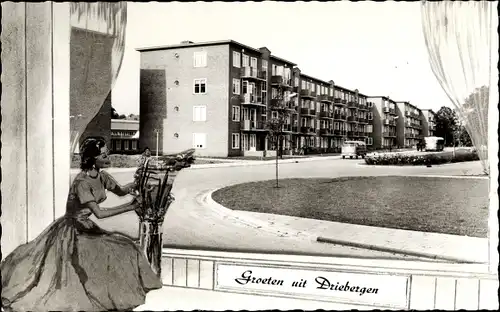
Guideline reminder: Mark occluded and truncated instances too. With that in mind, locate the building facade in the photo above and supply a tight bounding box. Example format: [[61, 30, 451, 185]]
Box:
[[396, 101, 423, 148], [368, 96, 398, 149], [421, 109, 437, 137], [138, 40, 378, 157], [110, 119, 140, 154]]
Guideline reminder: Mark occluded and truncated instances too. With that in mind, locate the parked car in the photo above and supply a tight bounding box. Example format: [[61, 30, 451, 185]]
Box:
[[341, 141, 367, 159]]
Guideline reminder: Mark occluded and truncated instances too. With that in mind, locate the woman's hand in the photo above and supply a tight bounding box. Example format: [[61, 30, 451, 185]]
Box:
[[131, 196, 143, 215]]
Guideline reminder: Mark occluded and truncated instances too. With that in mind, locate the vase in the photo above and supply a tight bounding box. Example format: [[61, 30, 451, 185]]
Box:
[[138, 220, 163, 277]]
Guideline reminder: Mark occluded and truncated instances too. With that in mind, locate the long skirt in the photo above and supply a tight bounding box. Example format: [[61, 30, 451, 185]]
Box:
[[1, 216, 163, 311]]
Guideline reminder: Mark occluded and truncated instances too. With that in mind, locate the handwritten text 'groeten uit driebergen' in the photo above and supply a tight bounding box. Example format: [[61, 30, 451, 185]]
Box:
[[234, 270, 380, 296]]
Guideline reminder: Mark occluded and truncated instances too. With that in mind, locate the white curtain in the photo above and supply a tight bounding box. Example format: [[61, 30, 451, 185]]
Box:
[[69, 2, 127, 153], [421, 1, 497, 174]]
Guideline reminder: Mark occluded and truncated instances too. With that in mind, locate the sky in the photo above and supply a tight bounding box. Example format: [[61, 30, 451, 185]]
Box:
[[111, 1, 452, 115]]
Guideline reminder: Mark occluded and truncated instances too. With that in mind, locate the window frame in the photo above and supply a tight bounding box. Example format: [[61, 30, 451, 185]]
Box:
[[232, 133, 240, 149], [193, 78, 207, 94], [193, 105, 207, 122], [193, 51, 207, 68]]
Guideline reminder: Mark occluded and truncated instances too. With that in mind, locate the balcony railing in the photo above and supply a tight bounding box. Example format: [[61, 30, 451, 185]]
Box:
[[382, 132, 397, 137], [389, 120, 396, 126], [357, 117, 368, 124], [389, 108, 396, 115], [383, 107, 390, 113], [300, 89, 317, 98], [405, 111, 411, 117], [334, 97, 343, 104], [282, 124, 293, 132], [384, 119, 390, 125], [271, 75, 292, 87], [320, 128, 332, 135], [347, 116, 357, 122], [242, 93, 264, 105], [318, 94, 334, 103], [240, 66, 266, 80], [241, 119, 266, 131], [300, 126, 316, 134], [320, 111, 333, 118], [300, 107, 315, 116], [341, 99, 347, 104], [358, 104, 368, 110], [347, 101, 357, 108]]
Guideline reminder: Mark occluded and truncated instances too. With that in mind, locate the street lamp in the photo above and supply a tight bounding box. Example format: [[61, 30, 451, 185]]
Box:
[[154, 129, 160, 158]]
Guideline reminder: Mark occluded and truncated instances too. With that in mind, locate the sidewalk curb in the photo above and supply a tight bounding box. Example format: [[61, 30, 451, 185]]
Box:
[[201, 189, 317, 240], [316, 237, 483, 264], [203, 188, 487, 263]]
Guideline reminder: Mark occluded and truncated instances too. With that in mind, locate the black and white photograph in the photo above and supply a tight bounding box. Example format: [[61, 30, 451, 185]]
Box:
[[1, 1, 498, 311]]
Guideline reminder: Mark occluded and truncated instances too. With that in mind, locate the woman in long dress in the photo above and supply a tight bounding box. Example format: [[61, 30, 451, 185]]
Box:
[[1, 137, 162, 311]]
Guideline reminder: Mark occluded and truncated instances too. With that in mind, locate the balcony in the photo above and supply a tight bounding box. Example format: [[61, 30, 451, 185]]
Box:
[[241, 119, 266, 131], [318, 94, 333, 103], [300, 89, 317, 99], [319, 111, 333, 119], [383, 107, 390, 113], [320, 128, 332, 136], [333, 113, 343, 121], [240, 66, 266, 81], [358, 104, 368, 110], [389, 108, 396, 115], [300, 107, 316, 116], [282, 124, 293, 132], [405, 111, 411, 117], [300, 126, 316, 134], [383, 132, 397, 137], [341, 99, 347, 104], [271, 75, 292, 88], [334, 97, 344, 105], [389, 120, 396, 126], [292, 126, 299, 133], [347, 101, 357, 108], [357, 117, 368, 124], [359, 131, 368, 137], [347, 116, 357, 122], [241, 93, 265, 106], [347, 131, 355, 137], [270, 98, 295, 111]]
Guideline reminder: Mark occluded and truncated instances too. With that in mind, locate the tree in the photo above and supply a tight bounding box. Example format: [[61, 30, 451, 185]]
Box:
[[435, 106, 457, 146], [266, 84, 293, 188], [111, 106, 120, 119]]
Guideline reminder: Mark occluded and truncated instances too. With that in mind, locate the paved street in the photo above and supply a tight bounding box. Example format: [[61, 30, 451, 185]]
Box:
[[80, 158, 487, 261]]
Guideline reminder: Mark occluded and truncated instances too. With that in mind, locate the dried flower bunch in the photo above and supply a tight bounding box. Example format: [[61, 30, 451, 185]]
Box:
[[132, 148, 196, 222]]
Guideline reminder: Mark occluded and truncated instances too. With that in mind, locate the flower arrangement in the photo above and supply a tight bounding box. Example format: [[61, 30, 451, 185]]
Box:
[[131, 148, 196, 222]]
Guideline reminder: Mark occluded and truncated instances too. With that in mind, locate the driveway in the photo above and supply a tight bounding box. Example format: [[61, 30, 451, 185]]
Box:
[[80, 159, 488, 261]]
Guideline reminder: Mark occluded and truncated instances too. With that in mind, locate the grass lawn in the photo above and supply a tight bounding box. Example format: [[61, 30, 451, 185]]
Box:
[[212, 176, 489, 238]]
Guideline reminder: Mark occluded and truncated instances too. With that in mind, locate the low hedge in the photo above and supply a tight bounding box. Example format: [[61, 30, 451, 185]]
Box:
[[71, 154, 142, 168], [364, 149, 479, 166]]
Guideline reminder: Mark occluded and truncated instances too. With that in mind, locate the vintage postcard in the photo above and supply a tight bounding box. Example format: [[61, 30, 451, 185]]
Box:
[[1, 1, 498, 311]]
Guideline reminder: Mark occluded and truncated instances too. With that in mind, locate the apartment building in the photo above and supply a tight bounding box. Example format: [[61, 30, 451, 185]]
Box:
[[420, 109, 437, 137], [136, 39, 375, 157], [395, 101, 423, 148], [368, 96, 398, 149]]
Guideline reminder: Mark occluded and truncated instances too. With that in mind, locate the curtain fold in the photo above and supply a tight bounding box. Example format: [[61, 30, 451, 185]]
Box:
[[69, 2, 127, 154], [421, 1, 495, 174]]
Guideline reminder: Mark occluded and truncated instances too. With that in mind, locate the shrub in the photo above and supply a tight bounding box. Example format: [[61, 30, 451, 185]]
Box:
[[364, 149, 479, 166]]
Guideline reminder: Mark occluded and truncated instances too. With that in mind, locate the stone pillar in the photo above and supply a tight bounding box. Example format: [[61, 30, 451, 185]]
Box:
[[1, 2, 70, 255]]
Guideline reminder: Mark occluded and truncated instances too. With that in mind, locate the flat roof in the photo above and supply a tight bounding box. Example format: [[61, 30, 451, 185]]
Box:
[[136, 39, 296, 66]]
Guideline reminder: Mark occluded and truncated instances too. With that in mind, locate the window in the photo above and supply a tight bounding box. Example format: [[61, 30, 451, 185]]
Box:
[[272, 111, 278, 119], [193, 79, 207, 94], [131, 140, 137, 150], [250, 57, 257, 68], [232, 133, 240, 149], [368, 112, 373, 120], [193, 106, 207, 121], [366, 137, 373, 145], [302, 81, 306, 89], [232, 106, 240, 121], [262, 60, 268, 70], [193, 133, 207, 149], [124, 140, 129, 150], [232, 78, 240, 95], [242, 54, 249, 67], [294, 77, 299, 87], [193, 51, 207, 68], [233, 51, 241, 68]]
